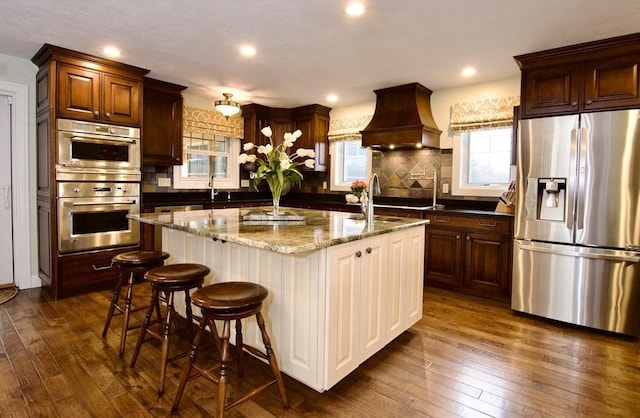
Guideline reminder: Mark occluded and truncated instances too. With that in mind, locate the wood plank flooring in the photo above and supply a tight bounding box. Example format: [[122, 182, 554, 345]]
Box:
[[0, 284, 638, 417]]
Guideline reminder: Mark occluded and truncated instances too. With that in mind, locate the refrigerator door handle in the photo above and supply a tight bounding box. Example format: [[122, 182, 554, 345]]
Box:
[[576, 126, 588, 230], [566, 128, 579, 231], [517, 242, 640, 263]]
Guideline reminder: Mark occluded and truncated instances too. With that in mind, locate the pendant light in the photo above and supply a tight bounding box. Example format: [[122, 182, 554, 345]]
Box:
[[214, 93, 241, 118]]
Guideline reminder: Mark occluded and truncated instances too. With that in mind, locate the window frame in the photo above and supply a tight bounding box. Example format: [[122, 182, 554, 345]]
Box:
[[172, 133, 240, 190], [329, 139, 372, 192], [451, 127, 513, 197]]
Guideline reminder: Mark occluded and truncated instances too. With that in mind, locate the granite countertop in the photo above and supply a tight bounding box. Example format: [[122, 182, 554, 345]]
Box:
[[129, 207, 428, 254]]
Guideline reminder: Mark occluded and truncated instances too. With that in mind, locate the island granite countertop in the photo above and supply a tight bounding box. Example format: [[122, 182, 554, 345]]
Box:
[[129, 206, 428, 254]]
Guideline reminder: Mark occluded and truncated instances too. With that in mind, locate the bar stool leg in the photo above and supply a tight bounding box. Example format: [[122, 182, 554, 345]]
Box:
[[217, 320, 232, 418], [171, 315, 206, 414], [256, 312, 289, 407], [119, 271, 136, 357], [130, 288, 159, 368], [158, 290, 176, 396], [235, 319, 244, 378], [102, 271, 124, 338]]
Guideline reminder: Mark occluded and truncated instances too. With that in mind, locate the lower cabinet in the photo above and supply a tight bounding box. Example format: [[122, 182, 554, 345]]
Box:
[[425, 213, 513, 301]]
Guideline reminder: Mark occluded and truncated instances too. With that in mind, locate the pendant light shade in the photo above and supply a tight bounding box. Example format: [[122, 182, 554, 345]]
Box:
[[214, 93, 241, 117]]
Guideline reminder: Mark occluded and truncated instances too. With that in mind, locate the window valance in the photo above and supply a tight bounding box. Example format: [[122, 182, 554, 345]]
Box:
[[327, 114, 373, 142], [183, 106, 244, 138], [449, 96, 520, 134]]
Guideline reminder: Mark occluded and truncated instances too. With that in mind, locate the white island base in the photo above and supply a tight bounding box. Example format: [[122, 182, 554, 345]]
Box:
[[162, 225, 425, 392]]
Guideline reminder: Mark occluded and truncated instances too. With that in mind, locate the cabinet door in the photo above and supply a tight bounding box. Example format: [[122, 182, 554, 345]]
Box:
[[326, 240, 361, 387], [521, 64, 581, 118], [142, 81, 184, 165], [293, 113, 329, 172], [359, 235, 388, 360], [103, 74, 141, 125], [463, 231, 511, 299], [583, 55, 640, 111], [425, 227, 462, 286], [57, 64, 101, 121]]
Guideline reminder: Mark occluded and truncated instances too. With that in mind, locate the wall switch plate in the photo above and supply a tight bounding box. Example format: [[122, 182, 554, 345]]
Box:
[[158, 177, 171, 187], [241, 179, 250, 187], [323, 181, 327, 190], [442, 182, 449, 194]]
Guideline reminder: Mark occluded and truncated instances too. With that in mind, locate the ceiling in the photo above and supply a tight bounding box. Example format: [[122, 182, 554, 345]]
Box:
[[1, 0, 639, 108]]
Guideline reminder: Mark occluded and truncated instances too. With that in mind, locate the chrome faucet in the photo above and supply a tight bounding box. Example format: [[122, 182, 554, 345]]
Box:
[[209, 175, 219, 201], [366, 173, 381, 224]]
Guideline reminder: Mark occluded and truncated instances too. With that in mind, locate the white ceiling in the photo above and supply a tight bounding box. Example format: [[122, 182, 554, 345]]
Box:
[[1, 0, 639, 108]]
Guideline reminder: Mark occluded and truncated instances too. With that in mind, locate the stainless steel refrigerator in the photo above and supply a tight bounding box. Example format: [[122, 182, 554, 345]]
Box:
[[512, 109, 640, 336]]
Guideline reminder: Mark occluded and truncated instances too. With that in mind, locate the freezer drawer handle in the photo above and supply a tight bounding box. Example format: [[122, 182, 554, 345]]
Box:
[[518, 243, 640, 263]]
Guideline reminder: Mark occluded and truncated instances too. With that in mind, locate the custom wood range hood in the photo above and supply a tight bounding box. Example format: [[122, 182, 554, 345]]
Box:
[[361, 82, 442, 149]]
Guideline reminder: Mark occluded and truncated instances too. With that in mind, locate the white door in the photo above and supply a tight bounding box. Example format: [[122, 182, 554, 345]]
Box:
[[0, 94, 14, 286]]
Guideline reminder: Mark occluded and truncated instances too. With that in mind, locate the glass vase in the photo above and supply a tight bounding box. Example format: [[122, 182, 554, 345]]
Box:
[[268, 179, 283, 216]]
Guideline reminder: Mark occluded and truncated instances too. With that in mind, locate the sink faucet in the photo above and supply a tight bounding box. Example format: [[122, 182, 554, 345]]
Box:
[[209, 175, 219, 201], [366, 173, 381, 224]]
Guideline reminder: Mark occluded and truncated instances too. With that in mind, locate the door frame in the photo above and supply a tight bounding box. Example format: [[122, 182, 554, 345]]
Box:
[[0, 80, 34, 289]]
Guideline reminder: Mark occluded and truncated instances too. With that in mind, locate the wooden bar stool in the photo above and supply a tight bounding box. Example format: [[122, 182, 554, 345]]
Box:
[[172, 281, 288, 417], [129, 263, 210, 396], [102, 250, 170, 358]]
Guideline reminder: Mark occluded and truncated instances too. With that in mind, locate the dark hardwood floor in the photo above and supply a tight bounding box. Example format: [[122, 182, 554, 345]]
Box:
[[1, 284, 638, 417]]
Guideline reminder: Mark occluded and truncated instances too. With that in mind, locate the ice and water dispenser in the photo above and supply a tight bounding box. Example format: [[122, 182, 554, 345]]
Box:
[[525, 178, 566, 221]]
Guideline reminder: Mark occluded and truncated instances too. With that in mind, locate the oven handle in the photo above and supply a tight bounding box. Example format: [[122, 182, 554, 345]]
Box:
[[68, 133, 135, 144], [62, 200, 137, 207], [92, 261, 115, 271]]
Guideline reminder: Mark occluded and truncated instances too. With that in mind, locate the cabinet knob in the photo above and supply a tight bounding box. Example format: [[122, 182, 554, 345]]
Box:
[[571, 102, 578, 106], [355, 250, 362, 258], [105, 112, 111, 118], [456, 235, 461, 239], [366, 247, 372, 254], [585, 100, 593, 105], [93, 110, 99, 117], [466, 236, 470, 240]]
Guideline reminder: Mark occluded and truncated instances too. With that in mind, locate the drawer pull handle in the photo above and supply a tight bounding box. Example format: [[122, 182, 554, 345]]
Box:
[[92, 261, 114, 271], [434, 216, 451, 223], [477, 220, 498, 227]]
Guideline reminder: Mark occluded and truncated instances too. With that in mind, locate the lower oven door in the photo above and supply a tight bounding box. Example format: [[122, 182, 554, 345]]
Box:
[[58, 197, 140, 253]]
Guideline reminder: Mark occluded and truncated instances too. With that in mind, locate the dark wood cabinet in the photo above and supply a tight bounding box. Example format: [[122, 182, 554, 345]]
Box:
[[142, 77, 187, 165], [241, 103, 331, 172], [516, 33, 640, 118], [57, 62, 142, 125], [31, 44, 148, 298], [424, 212, 513, 301]]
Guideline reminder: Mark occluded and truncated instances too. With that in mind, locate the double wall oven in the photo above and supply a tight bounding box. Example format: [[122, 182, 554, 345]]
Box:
[[56, 118, 141, 254]]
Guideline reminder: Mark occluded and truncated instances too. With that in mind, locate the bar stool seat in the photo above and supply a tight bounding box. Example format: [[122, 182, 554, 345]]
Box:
[[172, 281, 288, 417], [129, 263, 210, 396], [102, 250, 170, 358]]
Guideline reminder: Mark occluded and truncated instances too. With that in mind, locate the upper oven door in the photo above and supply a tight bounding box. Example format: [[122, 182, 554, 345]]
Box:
[[57, 197, 140, 253], [57, 130, 140, 171]]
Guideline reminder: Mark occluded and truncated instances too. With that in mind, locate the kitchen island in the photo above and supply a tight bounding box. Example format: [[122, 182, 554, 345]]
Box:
[[129, 207, 427, 391]]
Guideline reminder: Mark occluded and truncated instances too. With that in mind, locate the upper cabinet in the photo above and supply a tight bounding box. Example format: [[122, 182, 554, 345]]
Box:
[[241, 103, 331, 172], [515, 33, 640, 118], [32, 44, 148, 126], [142, 77, 187, 166]]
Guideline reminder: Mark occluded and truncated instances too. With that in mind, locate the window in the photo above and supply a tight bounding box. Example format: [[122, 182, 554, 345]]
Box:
[[452, 127, 513, 197], [330, 139, 372, 191], [173, 132, 240, 189]]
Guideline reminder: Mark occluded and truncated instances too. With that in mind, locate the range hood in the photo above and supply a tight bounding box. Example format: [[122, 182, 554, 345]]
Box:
[[361, 82, 442, 149]]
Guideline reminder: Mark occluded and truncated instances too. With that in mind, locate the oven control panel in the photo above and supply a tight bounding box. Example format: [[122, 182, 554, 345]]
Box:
[[58, 182, 140, 198]]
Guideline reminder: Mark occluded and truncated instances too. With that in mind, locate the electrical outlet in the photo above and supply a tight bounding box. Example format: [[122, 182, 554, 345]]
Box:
[[241, 179, 250, 187], [323, 181, 327, 190], [158, 177, 171, 187], [442, 182, 449, 194]]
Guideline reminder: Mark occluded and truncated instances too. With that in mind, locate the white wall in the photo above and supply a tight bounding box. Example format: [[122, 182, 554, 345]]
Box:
[[329, 77, 521, 149], [0, 53, 39, 285]]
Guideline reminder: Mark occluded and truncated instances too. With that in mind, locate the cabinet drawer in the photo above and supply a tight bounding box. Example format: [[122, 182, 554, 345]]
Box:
[[425, 213, 512, 233]]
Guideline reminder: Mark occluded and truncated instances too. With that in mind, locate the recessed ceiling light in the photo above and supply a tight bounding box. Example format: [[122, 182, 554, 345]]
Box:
[[103, 46, 121, 58], [461, 67, 477, 77], [345, 2, 365, 17], [239, 44, 256, 57], [326, 93, 338, 103]]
